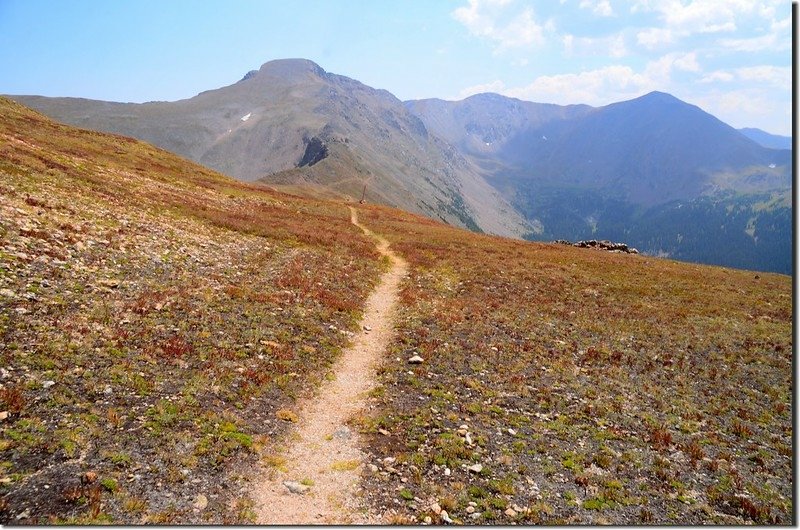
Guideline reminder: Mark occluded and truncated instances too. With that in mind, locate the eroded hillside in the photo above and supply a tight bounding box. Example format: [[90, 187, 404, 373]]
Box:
[[0, 97, 383, 523]]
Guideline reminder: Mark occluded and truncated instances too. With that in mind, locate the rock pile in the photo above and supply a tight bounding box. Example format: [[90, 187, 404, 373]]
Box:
[[553, 239, 639, 254]]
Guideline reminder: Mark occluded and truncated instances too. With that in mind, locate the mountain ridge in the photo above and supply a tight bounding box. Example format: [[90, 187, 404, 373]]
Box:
[[8, 58, 791, 272], [10, 59, 531, 239]]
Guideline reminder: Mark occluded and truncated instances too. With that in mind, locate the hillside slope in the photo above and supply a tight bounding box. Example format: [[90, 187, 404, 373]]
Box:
[[0, 98, 792, 525], [10, 60, 530, 239], [408, 92, 792, 273], [354, 203, 792, 525], [0, 96, 384, 523]]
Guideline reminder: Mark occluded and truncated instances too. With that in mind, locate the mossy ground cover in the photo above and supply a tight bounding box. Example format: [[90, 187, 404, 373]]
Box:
[[354, 204, 792, 525], [0, 98, 382, 523]]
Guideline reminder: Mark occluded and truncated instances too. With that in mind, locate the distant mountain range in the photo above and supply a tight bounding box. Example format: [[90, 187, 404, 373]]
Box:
[[11, 60, 529, 238], [10, 59, 792, 274], [407, 91, 791, 274], [738, 127, 792, 150]]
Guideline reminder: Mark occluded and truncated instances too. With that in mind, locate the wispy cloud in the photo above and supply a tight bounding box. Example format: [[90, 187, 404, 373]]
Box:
[[564, 32, 627, 58], [452, 0, 545, 51], [579, 0, 614, 17]]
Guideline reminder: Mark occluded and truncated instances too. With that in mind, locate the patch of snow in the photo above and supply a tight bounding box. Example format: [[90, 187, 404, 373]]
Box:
[[485, 142, 491, 146], [241, 113, 252, 122], [542, 135, 547, 140], [768, 163, 776, 168]]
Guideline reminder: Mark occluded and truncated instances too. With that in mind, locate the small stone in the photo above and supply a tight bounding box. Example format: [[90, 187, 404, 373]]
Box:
[[103, 385, 113, 396], [465, 433, 473, 445], [363, 325, 372, 332], [368, 464, 379, 473], [443, 467, 451, 476], [0, 411, 8, 421], [378, 429, 390, 436], [423, 516, 432, 524], [508, 428, 517, 436], [466, 506, 475, 514], [81, 471, 98, 484], [468, 502, 477, 507], [470, 512, 481, 520], [467, 463, 483, 474], [408, 355, 424, 364], [283, 481, 310, 494], [42, 380, 55, 389], [193, 494, 208, 510], [505, 507, 517, 517], [441, 510, 453, 524], [0, 289, 15, 298], [430, 502, 442, 515], [15, 508, 30, 520]]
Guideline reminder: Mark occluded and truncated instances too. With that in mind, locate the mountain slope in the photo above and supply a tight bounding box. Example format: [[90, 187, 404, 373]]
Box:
[[0, 96, 385, 523], [10, 60, 530, 238], [0, 97, 792, 525], [407, 91, 792, 273]]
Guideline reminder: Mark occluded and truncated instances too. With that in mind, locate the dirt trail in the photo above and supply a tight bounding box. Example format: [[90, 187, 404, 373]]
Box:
[[253, 206, 407, 524]]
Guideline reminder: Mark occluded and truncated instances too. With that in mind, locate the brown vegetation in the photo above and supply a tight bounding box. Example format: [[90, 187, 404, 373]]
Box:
[[0, 97, 382, 523], [353, 203, 792, 525]]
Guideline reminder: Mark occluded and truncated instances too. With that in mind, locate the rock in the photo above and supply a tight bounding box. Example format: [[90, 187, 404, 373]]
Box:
[[42, 380, 55, 389], [378, 429, 390, 436], [0, 289, 15, 298], [466, 506, 475, 514], [470, 512, 481, 520], [363, 325, 372, 332], [440, 510, 453, 524], [0, 411, 8, 421], [332, 426, 352, 440], [505, 507, 518, 517], [283, 481, 310, 494], [443, 467, 451, 476], [465, 433, 473, 445], [408, 355, 424, 364], [103, 385, 113, 396], [430, 502, 442, 515], [423, 516, 432, 524], [368, 464, 379, 473], [15, 508, 30, 520], [467, 463, 483, 474], [193, 494, 208, 510], [81, 471, 98, 484], [508, 428, 517, 436]]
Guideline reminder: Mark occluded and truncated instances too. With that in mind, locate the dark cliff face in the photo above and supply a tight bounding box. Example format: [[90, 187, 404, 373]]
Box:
[[298, 137, 328, 167]]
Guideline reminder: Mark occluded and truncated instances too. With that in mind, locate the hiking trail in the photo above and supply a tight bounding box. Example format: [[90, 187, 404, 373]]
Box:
[[253, 206, 407, 524]]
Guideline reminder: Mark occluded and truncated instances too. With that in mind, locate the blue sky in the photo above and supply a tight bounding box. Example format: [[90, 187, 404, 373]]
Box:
[[0, 0, 793, 134]]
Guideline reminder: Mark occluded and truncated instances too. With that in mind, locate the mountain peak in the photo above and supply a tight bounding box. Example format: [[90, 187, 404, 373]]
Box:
[[636, 91, 682, 105], [256, 58, 326, 78]]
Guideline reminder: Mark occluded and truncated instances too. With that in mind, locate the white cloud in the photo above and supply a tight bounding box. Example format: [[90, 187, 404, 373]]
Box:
[[452, 0, 545, 51], [500, 65, 655, 106], [719, 32, 789, 52], [632, 0, 787, 50], [699, 65, 789, 87], [735, 65, 791, 86], [644, 52, 701, 84], [579, 0, 614, 17], [636, 27, 674, 49], [699, 70, 735, 83], [563, 32, 628, 58]]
